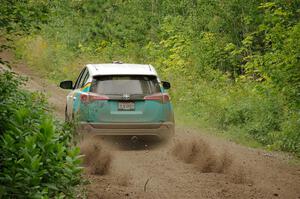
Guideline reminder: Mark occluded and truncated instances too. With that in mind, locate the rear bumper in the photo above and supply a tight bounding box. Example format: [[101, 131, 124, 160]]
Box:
[[78, 122, 174, 139]]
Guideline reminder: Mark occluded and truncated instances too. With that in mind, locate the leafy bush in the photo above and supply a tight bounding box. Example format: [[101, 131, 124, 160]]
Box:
[[0, 71, 82, 198]]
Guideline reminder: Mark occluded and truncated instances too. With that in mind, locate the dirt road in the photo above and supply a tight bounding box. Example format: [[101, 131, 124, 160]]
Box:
[[2, 51, 300, 199]]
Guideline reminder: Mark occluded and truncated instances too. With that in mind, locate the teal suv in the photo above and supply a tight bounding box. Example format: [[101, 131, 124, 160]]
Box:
[[59, 63, 174, 140]]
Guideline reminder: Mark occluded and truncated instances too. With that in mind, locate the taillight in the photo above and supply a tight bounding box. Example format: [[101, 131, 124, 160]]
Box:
[[80, 93, 109, 103], [80, 94, 89, 103], [144, 93, 170, 103]]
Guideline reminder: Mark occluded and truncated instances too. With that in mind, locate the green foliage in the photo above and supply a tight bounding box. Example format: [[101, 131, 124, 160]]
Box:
[[5, 0, 300, 156], [0, 71, 82, 198], [226, 1, 300, 107], [0, 0, 50, 35]]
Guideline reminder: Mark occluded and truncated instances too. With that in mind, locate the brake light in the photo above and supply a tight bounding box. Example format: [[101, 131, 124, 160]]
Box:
[[80, 93, 109, 103], [144, 93, 170, 103], [80, 94, 89, 103]]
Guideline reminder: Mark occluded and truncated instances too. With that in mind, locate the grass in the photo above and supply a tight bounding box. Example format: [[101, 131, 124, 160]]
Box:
[[175, 106, 265, 150], [175, 106, 300, 164]]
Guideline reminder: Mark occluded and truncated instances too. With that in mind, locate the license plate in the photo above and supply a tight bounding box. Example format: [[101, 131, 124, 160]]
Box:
[[118, 102, 135, 111]]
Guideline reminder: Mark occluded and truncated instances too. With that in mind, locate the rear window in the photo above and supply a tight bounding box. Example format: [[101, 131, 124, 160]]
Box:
[[91, 75, 161, 95]]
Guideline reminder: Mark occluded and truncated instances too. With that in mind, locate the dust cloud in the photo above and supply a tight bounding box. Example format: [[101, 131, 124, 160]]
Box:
[[79, 137, 113, 175]]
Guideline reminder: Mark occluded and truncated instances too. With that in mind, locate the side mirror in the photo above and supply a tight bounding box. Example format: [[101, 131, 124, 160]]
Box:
[[59, 80, 73, 89], [162, 81, 171, 89]]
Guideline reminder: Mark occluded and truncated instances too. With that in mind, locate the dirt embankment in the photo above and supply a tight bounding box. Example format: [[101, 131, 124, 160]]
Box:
[[1, 50, 300, 199]]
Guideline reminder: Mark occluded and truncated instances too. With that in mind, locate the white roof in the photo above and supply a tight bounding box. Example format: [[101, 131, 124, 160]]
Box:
[[87, 64, 158, 76]]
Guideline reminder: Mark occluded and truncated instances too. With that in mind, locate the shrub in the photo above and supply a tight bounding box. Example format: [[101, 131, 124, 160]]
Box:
[[0, 71, 82, 198]]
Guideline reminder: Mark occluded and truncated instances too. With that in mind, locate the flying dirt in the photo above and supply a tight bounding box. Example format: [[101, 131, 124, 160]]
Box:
[[3, 51, 300, 199]]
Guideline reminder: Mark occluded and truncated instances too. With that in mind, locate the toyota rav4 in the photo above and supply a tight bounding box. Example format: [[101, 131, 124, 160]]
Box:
[[59, 63, 174, 139]]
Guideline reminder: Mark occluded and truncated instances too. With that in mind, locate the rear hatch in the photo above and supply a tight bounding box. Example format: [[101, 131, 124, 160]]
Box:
[[80, 75, 170, 123]]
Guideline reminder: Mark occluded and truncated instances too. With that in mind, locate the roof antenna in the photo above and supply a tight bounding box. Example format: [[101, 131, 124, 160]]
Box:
[[113, 61, 123, 64]]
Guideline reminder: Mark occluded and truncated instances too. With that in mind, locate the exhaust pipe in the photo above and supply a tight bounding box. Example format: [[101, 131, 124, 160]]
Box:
[[131, 136, 138, 143]]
